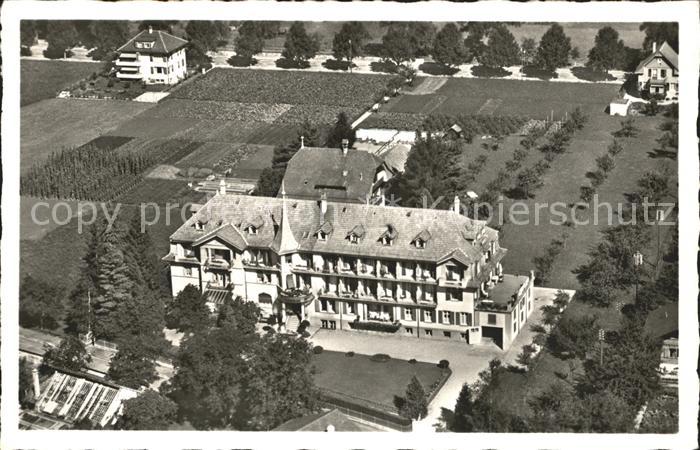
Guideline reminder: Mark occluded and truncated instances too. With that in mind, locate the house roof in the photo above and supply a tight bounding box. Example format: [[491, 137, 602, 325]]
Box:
[[281, 146, 388, 203], [635, 41, 678, 73], [273, 409, 376, 431], [169, 192, 500, 264], [117, 29, 188, 55]]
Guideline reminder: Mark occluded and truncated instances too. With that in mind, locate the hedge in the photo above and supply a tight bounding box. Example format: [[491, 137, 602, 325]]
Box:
[[349, 320, 401, 333]]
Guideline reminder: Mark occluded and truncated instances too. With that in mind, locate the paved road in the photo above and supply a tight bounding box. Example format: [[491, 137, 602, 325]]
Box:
[[309, 287, 575, 430]]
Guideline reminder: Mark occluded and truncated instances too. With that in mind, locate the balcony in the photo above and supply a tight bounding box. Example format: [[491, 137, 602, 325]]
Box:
[[278, 287, 315, 306], [116, 72, 143, 80], [475, 274, 529, 313], [115, 59, 140, 67], [242, 259, 280, 271], [291, 262, 436, 285], [204, 258, 231, 270]]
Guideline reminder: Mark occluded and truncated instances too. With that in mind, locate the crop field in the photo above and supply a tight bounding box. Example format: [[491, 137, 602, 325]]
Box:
[[171, 68, 393, 108], [115, 178, 192, 205], [146, 99, 292, 122], [226, 145, 276, 179], [385, 78, 619, 120], [21, 99, 154, 173], [21, 60, 101, 106]]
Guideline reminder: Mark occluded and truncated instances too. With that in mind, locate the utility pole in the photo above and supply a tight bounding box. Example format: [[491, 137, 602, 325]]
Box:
[[633, 251, 643, 304], [348, 39, 353, 74]]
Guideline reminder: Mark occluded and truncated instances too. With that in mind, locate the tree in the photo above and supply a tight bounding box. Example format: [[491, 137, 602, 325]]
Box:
[[166, 284, 211, 333], [407, 23, 437, 57], [118, 389, 178, 430], [462, 22, 493, 63], [547, 313, 599, 358], [108, 335, 159, 389], [186, 21, 223, 52], [451, 383, 476, 431], [535, 23, 571, 72], [381, 24, 416, 67], [569, 107, 588, 130], [596, 154, 615, 174], [255, 167, 285, 197], [19, 358, 35, 408], [613, 117, 639, 138], [608, 139, 623, 156], [234, 29, 263, 64], [216, 295, 260, 334], [639, 22, 678, 53], [243, 334, 319, 430], [326, 112, 356, 149], [93, 235, 134, 339], [637, 170, 670, 204], [398, 375, 428, 420], [20, 275, 64, 330], [64, 274, 94, 337], [44, 21, 79, 59], [331, 22, 369, 65], [587, 26, 626, 73], [515, 167, 543, 198], [432, 23, 467, 68], [186, 41, 212, 70], [580, 185, 595, 203], [528, 382, 579, 432], [21, 20, 37, 48], [43, 335, 92, 372], [89, 21, 130, 61], [520, 37, 537, 65], [281, 22, 319, 67], [570, 46, 581, 60], [481, 25, 520, 68]]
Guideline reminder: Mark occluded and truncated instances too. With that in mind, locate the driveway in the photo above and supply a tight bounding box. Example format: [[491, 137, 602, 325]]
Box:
[[309, 286, 575, 430]]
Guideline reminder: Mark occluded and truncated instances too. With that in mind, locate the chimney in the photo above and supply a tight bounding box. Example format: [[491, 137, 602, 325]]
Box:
[[341, 138, 349, 155], [530, 270, 535, 283], [319, 193, 327, 225], [300, 135, 305, 149], [652, 41, 657, 52], [148, 25, 153, 35], [453, 195, 460, 214], [32, 367, 41, 398], [219, 179, 226, 195]]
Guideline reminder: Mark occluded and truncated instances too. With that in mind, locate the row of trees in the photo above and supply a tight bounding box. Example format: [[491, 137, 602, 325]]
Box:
[[20, 144, 155, 201]]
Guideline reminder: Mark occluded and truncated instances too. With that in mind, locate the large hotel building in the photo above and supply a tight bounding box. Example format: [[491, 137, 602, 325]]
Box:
[[165, 182, 534, 350]]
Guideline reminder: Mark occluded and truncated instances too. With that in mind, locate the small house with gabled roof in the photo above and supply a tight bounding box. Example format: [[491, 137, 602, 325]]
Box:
[[635, 41, 678, 100]]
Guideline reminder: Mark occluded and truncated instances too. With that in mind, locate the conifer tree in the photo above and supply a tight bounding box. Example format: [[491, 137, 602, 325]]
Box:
[[399, 375, 428, 420]]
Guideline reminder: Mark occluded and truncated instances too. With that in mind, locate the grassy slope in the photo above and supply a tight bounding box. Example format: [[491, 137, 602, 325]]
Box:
[[21, 59, 101, 106], [312, 350, 445, 409], [20, 99, 153, 173]]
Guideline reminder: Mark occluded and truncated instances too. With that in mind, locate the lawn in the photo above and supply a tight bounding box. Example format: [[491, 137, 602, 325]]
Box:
[[312, 350, 448, 412], [21, 59, 102, 106], [20, 197, 91, 241], [21, 98, 153, 173], [115, 178, 192, 205]]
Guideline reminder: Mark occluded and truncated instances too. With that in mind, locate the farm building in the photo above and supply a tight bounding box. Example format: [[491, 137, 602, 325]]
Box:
[[635, 41, 678, 101], [116, 27, 188, 85], [609, 97, 631, 116], [281, 140, 395, 205], [165, 189, 536, 350]]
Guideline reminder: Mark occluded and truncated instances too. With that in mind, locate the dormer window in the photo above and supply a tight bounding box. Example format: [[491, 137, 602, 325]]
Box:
[[315, 221, 333, 242], [412, 229, 431, 249], [379, 224, 397, 247], [195, 221, 204, 231], [317, 231, 328, 241], [135, 41, 155, 49], [346, 224, 365, 245], [245, 225, 258, 235]]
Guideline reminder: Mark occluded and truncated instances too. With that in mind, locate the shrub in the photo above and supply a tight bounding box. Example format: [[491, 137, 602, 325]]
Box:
[[313, 346, 324, 354], [106, 78, 115, 88], [570, 66, 616, 82], [418, 62, 459, 76], [521, 65, 557, 80], [345, 351, 355, 357], [370, 61, 398, 74], [322, 59, 351, 71], [275, 58, 310, 69], [437, 359, 450, 369], [20, 46, 32, 56], [123, 81, 131, 89], [408, 358, 417, 364], [227, 55, 257, 67], [348, 320, 401, 333], [471, 65, 511, 78], [300, 330, 311, 338], [370, 353, 391, 363]]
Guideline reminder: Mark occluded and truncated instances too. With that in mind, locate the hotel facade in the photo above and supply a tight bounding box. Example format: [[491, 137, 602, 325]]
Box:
[[165, 182, 534, 349]]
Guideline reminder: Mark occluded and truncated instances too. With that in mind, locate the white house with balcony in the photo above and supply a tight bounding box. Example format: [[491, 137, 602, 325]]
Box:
[[115, 27, 188, 85]]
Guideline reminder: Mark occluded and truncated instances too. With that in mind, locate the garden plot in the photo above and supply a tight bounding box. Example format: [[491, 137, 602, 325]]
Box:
[[274, 104, 365, 126], [171, 68, 393, 108], [175, 141, 244, 170], [107, 115, 203, 140], [147, 99, 292, 122], [226, 145, 276, 179], [246, 123, 300, 146], [173, 120, 262, 143], [388, 95, 447, 115], [406, 77, 448, 95]]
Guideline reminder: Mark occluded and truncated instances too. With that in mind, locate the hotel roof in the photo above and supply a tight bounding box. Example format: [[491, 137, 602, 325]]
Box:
[[170, 192, 500, 265]]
